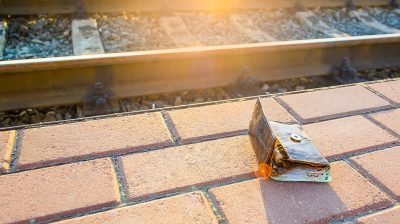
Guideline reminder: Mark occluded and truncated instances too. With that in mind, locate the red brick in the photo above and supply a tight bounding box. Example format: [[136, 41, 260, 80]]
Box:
[[16, 113, 173, 170], [0, 130, 15, 173], [119, 135, 257, 200], [303, 116, 398, 160], [350, 146, 400, 200], [278, 85, 392, 123], [371, 109, 400, 136], [369, 80, 400, 104], [209, 161, 392, 224], [357, 206, 400, 224], [56, 192, 217, 224], [167, 98, 296, 143], [0, 158, 120, 223]]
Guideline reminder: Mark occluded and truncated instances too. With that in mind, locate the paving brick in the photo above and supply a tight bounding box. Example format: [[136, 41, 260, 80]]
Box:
[[303, 116, 398, 160], [278, 85, 392, 123], [350, 146, 400, 200], [0, 130, 15, 173], [209, 161, 392, 224], [371, 109, 400, 136], [0, 158, 120, 223], [369, 80, 400, 104], [56, 192, 217, 224], [16, 113, 173, 170], [119, 135, 257, 200], [357, 206, 400, 224], [167, 98, 296, 143]]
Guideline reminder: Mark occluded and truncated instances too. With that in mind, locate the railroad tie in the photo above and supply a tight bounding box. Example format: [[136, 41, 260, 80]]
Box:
[[349, 10, 400, 34], [0, 20, 7, 59], [159, 15, 201, 48], [230, 14, 277, 42], [295, 11, 350, 38], [71, 19, 105, 55]]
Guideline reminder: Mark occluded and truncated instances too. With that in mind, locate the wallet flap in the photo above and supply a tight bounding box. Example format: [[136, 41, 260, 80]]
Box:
[[270, 121, 329, 167], [248, 98, 276, 164]]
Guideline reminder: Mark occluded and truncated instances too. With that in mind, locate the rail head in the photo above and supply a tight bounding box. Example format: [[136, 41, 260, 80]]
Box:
[[1, 33, 400, 112], [0, 0, 393, 15], [1, 33, 400, 74]]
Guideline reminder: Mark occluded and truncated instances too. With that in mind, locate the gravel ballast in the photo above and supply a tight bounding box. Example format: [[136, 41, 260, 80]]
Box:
[[95, 13, 176, 52], [241, 9, 329, 40], [1, 67, 399, 128], [3, 15, 73, 60], [364, 7, 400, 29], [316, 8, 384, 36], [2, 7, 400, 57]]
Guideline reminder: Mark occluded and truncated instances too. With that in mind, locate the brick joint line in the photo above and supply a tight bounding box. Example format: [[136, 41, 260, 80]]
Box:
[[49, 202, 119, 223], [203, 190, 228, 224], [363, 114, 400, 141], [344, 158, 399, 204], [161, 111, 181, 145], [327, 142, 400, 163], [111, 157, 129, 204], [347, 204, 400, 224], [179, 129, 249, 145], [273, 96, 305, 124], [8, 130, 20, 173], [361, 83, 400, 108]]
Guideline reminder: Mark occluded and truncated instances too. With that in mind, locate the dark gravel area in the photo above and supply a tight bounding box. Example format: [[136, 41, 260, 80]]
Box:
[[2, 15, 73, 60], [0, 105, 80, 127], [2, 67, 399, 128], [120, 75, 338, 112], [359, 66, 400, 80], [316, 8, 384, 36], [364, 7, 400, 29], [94, 13, 176, 52]]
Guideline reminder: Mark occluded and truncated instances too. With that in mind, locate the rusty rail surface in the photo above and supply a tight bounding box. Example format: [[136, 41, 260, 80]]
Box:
[[1, 34, 400, 111], [0, 0, 392, 15]]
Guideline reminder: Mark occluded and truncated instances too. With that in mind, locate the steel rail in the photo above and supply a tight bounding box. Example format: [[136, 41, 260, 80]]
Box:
[[0, 0, 392, 15], [1, 34, 400, 111]]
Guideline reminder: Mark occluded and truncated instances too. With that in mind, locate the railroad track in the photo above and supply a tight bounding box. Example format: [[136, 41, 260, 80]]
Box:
[[1, 0, 400, 60], [1, 0, 400, 127]]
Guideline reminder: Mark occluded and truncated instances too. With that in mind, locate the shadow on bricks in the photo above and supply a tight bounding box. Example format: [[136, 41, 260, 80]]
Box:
[[210, 162, 392, 224]]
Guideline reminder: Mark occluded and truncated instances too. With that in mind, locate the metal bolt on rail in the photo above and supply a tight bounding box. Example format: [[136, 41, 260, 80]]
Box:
[[249, 98, 331, 183], [231, 66, 262, 96], [75, 0, 88, 19], [294, 0, 305, 12], [82, 81, 120, 116], [391, 0, 400, 9], [346, 0, 356, 11], [333, 57, 365, 84]]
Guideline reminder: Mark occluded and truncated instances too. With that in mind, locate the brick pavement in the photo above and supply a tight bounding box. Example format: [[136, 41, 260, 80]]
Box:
[[0, 79, 399, 223]]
